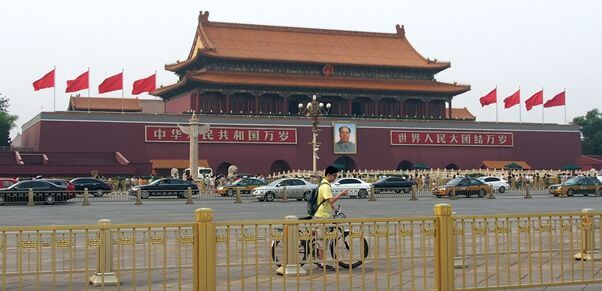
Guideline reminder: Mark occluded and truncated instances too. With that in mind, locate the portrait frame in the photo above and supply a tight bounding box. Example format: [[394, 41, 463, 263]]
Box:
[[333, 122, 357, 155]]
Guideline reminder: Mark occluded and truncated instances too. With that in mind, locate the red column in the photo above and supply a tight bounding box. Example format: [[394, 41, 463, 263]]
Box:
[[373, 99, 379, 116], [348, 97, 352, 115], [448, 100, 453, 119], [282, 95, 287, 114], [399, 99, 404, 117], [225, 94, 231, 113]]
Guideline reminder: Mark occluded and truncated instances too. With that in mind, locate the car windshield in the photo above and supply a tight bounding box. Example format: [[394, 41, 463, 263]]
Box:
[[445, 178, 463, 186], [564, 177, 580, 185]]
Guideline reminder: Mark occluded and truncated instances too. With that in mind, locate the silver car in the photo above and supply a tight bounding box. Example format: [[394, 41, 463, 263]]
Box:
[[251, 178, 317, 202]]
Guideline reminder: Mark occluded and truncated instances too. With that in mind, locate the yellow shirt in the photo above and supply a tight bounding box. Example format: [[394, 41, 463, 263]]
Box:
[[314, 178, 333, 218]]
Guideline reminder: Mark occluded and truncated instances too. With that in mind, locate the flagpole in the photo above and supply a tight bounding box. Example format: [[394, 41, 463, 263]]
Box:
[[87, 67, 91, 113], [518, 86, 522, 123], [495, 85, 498, 123], [154, 70, 158, 115], [53, 65, 56, 112], [122, 68, 125, 114], [541, 87, 544, 124], [564, 88, 568, 124]]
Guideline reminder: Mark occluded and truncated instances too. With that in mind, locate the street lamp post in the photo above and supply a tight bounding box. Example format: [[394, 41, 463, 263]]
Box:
[[298, 95, 331, 175]]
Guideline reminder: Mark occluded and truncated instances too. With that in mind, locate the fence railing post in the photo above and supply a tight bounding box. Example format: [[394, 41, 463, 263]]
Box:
[[410, 185, 418, 201], [186, 187, 194, 204], [234, 188, 242, 203], [282, 186, 288, 202], [194, 208, 216, 291], [82, 188, 90, 206], [574, 208, 601, 261], [434, 203, 455, 291], [27, 188, 34, 206], [89, 219, 119, 286], [524, 184, 532, 199], [135, 189, 143, 205], [452, 211, 468, 269], [368, 185, 377, 201], [487, 185, 496, 199], [276, 215, 307, 276], [596, 185, 601, 197]]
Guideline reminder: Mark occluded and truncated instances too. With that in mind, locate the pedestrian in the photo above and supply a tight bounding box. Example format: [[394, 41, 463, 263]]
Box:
[[313, 165, 347, 271]]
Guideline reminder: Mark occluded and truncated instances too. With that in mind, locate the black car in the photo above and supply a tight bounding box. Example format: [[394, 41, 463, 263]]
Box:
[[0, 180, 74, 205], [70, 178, 112, 197], [372, 176, 416, 193], [128, 178, 198, 199]]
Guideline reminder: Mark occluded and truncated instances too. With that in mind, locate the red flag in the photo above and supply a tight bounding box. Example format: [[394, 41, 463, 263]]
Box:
[[503, 89, 520, 109], [132, 73, 156, 95], [525, 90, 543, 111], [33, 69, 55, 91], [98, 72, 123, 94], [479, 88, 497, 106], [543, 91, 566, 108], [65, 71, 89, 93]]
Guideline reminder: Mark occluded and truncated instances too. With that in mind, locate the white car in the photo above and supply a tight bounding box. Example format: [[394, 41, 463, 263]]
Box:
[[477, 176, 510, 193], [331, 177, 372, 199]]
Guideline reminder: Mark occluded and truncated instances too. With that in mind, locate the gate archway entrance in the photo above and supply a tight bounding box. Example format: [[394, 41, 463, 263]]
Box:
[[333, 156, 357, 171], [445, 163, 459, 170], [216, 162, 232, 177], [270, 160, 291, 174], [397, 160, 413, 171]]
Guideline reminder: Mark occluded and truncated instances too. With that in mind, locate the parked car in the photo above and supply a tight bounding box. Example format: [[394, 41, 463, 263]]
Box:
[[332, 177, 371, 199], [216, 177, 267, 196], [70, 177, 112, 197], [0, 178, 17, 189], [251, 178, 316, 202], [372, 176, 415, 193], [432, 177, 489, 198], [0, 180, 74, 205], [549, 176, 601, 197], [42, 179, 76, 191], [477, 176, 510, 193], [129, 178, 198, 199]]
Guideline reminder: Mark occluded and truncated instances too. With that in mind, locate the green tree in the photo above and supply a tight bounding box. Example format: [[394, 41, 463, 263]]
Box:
[[572, 109, 602, 155], [0, 94, 17, 147]]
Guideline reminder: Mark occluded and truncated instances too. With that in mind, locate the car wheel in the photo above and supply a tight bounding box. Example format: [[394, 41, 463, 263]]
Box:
[[94, 189, 104, 197], [0, 195, 5, 205], [402, 188, 410, 194], [498, 186, 506, 193], [478, 190, 485, 198], [227, 189, 234, 197], [394, 189, 401, 193], [141, 191, 150, 199], [265, 192, 275, 202], [303, 191, 311, 201], [358, 189, 368, 199], [567, 189, 574, 197], [44, 195, 55, 205]]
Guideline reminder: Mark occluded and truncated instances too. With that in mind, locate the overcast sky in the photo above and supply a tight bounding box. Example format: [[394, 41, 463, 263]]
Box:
[[1, 0, 601, 139]]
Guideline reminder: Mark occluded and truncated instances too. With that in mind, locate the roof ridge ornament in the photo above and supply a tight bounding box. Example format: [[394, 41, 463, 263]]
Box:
[[395, 24, 405, 38], [199, 11, 209, 24]]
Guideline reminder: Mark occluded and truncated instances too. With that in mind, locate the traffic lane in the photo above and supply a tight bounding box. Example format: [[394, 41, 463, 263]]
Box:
[[0, 196, 601, 226]]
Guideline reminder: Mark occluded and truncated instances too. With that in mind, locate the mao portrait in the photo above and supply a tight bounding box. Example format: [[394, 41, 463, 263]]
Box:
[[333, 123, 357, 154]]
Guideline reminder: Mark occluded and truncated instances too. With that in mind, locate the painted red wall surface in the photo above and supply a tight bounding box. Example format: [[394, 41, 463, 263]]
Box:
[[23, 117, 582, 175]]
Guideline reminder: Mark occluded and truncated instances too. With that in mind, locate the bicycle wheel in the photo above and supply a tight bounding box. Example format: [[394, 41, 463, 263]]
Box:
[[271, 239, 307, 267], [329, 230, 369, 269]]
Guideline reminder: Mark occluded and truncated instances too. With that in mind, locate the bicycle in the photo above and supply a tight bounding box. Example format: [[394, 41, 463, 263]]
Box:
[[271, 205, 369, 269]]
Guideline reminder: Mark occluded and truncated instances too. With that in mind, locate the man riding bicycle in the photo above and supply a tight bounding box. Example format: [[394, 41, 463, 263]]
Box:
[[314, 165, 347, 271]]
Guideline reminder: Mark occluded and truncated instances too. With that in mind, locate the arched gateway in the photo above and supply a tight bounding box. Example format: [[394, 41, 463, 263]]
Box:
[[333, 156, 357, 171], [270, 160, 291, 174]]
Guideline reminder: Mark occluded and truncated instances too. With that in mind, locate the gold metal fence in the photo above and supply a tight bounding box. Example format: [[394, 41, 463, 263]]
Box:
[[2, 205, 602, 291], [0, 221, 195, 290]]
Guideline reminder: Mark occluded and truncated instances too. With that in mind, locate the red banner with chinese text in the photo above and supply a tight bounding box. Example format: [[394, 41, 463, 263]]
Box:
[[145, 126, 297, 144], [390, 130, 514, 147]]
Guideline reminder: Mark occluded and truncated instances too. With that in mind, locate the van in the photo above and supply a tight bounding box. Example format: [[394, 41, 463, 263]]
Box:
[[185, 167, 213, 179]]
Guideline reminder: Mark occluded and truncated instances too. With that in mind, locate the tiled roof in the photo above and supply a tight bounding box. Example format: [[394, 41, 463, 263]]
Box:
[[481, 161, 532, 170], [166, 11, 450, 72], [445, 107, 476, 120], [69, 96, 142, 112], [154, 71, 470, 96]]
